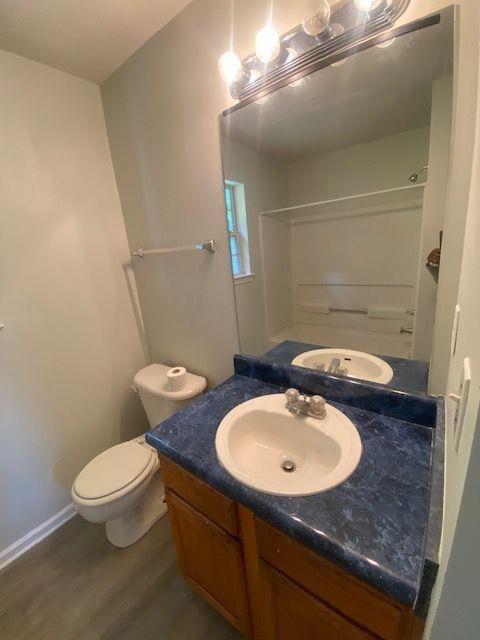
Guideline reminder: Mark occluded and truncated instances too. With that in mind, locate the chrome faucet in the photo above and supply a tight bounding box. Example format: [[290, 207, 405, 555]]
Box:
[[328, 358, 341, 374], [285, 388, 326, 419]]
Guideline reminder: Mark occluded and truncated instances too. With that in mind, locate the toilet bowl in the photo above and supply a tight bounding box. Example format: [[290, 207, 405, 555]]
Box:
[[71, 363, 206, 547]]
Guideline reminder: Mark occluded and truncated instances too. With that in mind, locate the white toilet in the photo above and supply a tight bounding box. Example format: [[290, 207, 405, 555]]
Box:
[[71, 363, 206, 547]]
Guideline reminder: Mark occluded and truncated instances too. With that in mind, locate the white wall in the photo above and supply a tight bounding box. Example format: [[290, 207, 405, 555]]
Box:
[[260, 215, 293, 340], [413, 77, 453, 367], [221, 138, 289, 355], [0, 50, 148, 554], [288, 127, 430, 204], [286, 128, 428, 357]]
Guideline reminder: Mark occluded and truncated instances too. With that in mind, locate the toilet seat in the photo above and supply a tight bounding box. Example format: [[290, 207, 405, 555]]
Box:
[[73, 441, 157, 503]]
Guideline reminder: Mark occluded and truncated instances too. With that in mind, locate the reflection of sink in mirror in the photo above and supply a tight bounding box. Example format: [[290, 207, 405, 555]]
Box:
[[215, 394, 362, 496], [268, 325, 412, 360], [292, 348, 394, 385]]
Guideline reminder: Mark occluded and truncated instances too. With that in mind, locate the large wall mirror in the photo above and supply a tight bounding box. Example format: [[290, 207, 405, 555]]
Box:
[[219, 8, 454, 395]]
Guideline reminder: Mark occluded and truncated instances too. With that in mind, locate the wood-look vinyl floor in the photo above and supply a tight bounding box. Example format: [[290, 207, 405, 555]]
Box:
[[0, 515, 245, 640]]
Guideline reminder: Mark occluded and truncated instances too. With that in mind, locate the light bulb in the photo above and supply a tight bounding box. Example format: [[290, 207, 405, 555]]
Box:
[[354, 0, 384, 12], [302, 0, 331, 36], [218, 52, 242, 84], [255, 26, 281, 64]]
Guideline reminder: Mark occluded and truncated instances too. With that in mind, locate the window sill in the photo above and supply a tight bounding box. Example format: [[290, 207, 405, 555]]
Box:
[[234, 273, 255, 285]]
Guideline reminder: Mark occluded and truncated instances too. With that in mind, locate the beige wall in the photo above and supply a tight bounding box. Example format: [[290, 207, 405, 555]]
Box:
[[0, 50, 148, 554]]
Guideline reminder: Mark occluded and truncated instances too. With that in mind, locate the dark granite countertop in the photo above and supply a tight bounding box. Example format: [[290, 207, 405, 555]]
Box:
[[146, 372, 435, 608], [263, 340, 429, 394]]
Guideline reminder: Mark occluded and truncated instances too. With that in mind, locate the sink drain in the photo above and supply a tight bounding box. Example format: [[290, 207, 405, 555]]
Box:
[[281, 460, 296, 473]]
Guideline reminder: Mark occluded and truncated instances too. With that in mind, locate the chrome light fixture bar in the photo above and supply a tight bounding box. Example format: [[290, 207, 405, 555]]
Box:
[[219, 0, 413, 103]]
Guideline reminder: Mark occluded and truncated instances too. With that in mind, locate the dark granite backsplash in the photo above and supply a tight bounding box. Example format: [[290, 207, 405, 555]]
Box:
[[234, 354, 436, 428]]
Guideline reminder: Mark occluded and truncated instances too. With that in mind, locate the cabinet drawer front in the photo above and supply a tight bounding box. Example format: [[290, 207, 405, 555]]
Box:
[[256, 518, 403, 640], [262, 562, 376, 640], [161, 456, 238, 535], [166, 490, 251, 636]]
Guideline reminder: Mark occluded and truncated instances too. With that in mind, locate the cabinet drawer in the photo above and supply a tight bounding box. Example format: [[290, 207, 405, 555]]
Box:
[[161, 456, 239, 536], [261, 561, 376, 640], [256, 518, 404, 640], [166, 490, 251, 636]]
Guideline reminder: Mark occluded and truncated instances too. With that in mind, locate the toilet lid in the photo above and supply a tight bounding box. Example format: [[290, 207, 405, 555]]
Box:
[[74, 442, 156, 500]]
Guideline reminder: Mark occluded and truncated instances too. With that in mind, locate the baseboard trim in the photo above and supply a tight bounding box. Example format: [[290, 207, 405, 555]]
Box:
[[0, 503, 77, 572]]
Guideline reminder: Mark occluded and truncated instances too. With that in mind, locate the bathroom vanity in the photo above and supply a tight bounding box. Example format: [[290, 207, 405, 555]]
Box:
[[162, 457, 422, 639], [146, 356, 443, 640]]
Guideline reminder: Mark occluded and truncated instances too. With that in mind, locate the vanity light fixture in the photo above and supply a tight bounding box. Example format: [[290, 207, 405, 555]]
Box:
[[218, 0, 412, 101], [255, 25, 281, 64]]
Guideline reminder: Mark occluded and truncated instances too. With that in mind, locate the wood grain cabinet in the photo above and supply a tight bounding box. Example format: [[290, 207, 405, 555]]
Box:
[[166, 489, 251, 636], [161, 457, 424, 640], [260, 562, 376, 640]]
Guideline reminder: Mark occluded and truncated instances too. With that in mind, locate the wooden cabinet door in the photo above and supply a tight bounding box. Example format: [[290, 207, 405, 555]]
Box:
[[166, 489, 251, 636], [261, 561, 377, 640]]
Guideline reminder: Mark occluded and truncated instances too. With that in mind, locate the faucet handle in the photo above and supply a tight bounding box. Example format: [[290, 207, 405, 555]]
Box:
[[310, 395, 326, 418], [285, 388, 300, 403]]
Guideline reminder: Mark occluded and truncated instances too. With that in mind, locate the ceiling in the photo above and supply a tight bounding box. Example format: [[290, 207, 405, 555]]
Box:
[[222, 15, 453, 160], [0, 0, 193, 83]]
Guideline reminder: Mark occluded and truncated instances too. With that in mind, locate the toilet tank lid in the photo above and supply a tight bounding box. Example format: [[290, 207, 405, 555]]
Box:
[[73, 442, 156, 500], [134, 363, 207, 400]]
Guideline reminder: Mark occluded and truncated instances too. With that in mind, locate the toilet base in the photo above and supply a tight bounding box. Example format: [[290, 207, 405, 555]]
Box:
[[105, 472, 167, 548]]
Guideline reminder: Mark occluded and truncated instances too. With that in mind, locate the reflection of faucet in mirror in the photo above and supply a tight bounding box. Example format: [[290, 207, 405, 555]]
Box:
[[327, 358, 349, 377], [408, 165, 429, 183]]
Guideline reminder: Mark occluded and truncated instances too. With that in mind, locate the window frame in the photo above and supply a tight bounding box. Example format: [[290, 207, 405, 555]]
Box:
[[224, 180, 252, 280]]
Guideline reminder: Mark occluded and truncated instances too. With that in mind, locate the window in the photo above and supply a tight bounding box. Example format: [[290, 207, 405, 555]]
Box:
[[224, 181, 252, 279]]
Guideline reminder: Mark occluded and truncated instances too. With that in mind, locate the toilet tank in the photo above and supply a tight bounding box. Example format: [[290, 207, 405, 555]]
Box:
[[134, 364, 207, 429]]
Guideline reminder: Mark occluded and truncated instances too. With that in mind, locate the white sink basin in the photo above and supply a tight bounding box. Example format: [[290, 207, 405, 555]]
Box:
[[292, 348, 394, 385], [215, 394, 362, 496]]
